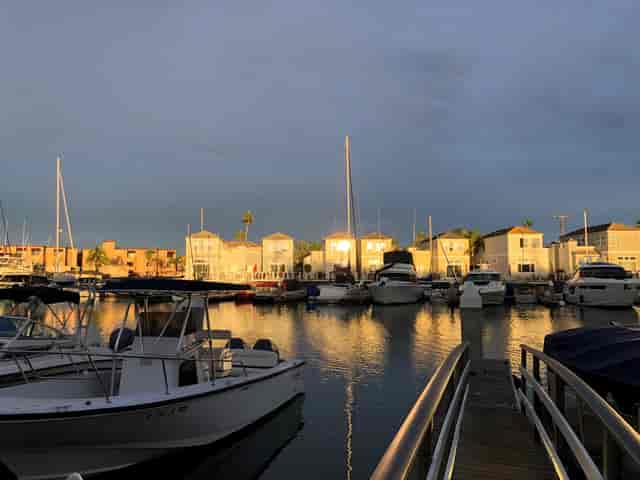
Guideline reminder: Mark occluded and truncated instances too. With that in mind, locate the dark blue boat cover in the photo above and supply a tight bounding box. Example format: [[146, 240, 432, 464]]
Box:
[[0, 286, 80, 305], [544, 327, 640, 410], [102, 278, 249, 292]]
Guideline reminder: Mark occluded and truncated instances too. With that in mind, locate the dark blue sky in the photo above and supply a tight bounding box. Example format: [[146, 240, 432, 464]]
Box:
[[2, 1, 639, 252]]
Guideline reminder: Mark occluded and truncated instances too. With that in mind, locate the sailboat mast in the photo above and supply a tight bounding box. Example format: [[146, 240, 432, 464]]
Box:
[[345, 135, 352, 236], [56, 156, 61, 273], [583, 209, 589, 257]]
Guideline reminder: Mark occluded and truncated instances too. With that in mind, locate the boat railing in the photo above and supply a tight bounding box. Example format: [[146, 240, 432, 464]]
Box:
[[520, 344, 640, 479], [5, 344, 234, 404], [370, 342, 470, 480]]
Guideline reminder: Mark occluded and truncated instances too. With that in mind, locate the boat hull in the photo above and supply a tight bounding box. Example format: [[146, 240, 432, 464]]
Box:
[[479, 290, 506, 305], [0, 361, 305, 479], [369, 285, 424, 305], [311, 285, 370, 304], [564, 282, 637, 308]]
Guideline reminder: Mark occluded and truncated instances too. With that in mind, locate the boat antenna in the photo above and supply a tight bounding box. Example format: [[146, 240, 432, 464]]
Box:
[[412, 208, 417, 245]]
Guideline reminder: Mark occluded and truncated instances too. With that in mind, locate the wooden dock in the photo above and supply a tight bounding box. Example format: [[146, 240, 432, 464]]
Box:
[[453, 359, 555, 480]]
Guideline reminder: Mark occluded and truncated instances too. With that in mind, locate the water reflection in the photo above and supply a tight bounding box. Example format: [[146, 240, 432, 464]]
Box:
[[16, 300, 640, 479], [95, 395, 305, 480]]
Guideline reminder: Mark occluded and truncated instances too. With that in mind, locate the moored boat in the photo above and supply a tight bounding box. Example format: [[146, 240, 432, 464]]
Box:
[[564, 262, 638, 308], [368, 263, 424, 305], [0, 279, 304, 479], [459, 270, 506, 306]]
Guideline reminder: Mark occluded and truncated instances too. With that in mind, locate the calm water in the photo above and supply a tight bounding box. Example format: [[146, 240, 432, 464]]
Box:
[[79, 300, 640, 480]]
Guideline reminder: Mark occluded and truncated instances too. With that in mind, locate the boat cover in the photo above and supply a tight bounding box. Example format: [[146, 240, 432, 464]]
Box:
[[102, 278, 250, 293], [383, 250, 414, 266], [0, 286, 80, 305], [543, 327, 640, 410]]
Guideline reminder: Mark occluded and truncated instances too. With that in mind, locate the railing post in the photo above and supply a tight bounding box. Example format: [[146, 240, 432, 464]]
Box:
[[520, 348, 527, 412], [549, 369, 566, 461], [532, 356, 541, 443], [602, 429, 621, 480]]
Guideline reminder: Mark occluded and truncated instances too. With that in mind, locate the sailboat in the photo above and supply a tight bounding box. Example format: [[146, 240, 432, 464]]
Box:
[[311, 136, 370, 304], [51, 156, 77, 287]]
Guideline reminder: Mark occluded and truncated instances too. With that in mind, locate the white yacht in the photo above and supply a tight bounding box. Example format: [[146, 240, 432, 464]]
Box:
[[368, 263, 424, 305], [564, 262, 638, 308], [0, 279, 304, 479], [459, 270, 506, 306]]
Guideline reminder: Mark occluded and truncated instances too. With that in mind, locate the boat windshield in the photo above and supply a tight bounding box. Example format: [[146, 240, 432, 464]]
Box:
[[577, 267, 630, 280], [464, 273, 501, 283], [380, 272, 416, 282]]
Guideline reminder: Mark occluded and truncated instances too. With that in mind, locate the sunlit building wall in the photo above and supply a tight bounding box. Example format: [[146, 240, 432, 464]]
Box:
[[408, 247, 432, 278], [220, 240, 262, 282], [432, 232, 470, 278], [0, 245, 79, 273], [185, 230, 225, 280], [82, 240, 177, 277], [303, 250, 325, 278], [262, 232, 295, 275], [556, 222, 640, 274], [359, 233, 394, 276], [323, 232, 357, 276], [478, 226, 550, 279]]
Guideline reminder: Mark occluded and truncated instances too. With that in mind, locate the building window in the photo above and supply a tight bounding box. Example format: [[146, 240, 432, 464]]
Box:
[[447, 265, 462, 278], [519, 238, 528, 248], [517, 263, 535, 273]]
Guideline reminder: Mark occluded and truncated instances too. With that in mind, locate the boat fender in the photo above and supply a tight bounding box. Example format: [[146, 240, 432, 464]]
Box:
[[109, 327, 135, 352]]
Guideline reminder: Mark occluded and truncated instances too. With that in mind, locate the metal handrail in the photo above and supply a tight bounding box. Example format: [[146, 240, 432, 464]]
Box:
[[518, 389, 570, 480], [521, 345, 640, 466], [370, 342, 469, 480]]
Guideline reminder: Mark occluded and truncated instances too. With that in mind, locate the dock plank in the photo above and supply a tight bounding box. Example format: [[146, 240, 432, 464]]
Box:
[[454, 359, 555, 480]]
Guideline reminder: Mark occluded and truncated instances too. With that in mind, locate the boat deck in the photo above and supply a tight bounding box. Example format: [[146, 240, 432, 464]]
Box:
[[454, 359, 555, 480]]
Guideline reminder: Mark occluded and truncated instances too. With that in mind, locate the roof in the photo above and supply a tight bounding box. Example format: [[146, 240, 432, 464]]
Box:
[[224, 240, 260, 248], [434, 230, 469, 240], [360, 232, 393, 240], [189, 230, 220, 239], [561, 222, 639, 240], [262, 232, 293, 241], [324, 231, 355, 240], [482, 226, 541, 239]]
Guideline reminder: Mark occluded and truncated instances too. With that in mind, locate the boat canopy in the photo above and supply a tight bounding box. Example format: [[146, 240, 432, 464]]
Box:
[[0, 286, 80, 305], [102, 278, 249, 294], [544, 327, 640, 411]]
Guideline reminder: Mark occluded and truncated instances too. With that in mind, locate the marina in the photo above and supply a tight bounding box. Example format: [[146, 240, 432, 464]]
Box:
[[0, 296, 637, 478]]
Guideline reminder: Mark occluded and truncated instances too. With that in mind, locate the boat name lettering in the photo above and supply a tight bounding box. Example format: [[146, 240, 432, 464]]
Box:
[[145, 404, 188, 421]]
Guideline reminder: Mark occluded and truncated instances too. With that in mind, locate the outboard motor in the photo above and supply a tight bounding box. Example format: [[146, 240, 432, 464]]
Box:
[[109, 327, 135, 352]]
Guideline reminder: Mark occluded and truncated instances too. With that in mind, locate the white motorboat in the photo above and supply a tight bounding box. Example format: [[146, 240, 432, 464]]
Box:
[[310, 282, 371, 304], [0, 279, 304, 479], [368, 263, 424, 305], [564, 262, 638, 308], [459, 270, 506, 306]]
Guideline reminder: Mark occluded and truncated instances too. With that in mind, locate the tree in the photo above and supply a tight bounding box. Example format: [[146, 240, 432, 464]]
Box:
[[86, 245, 109, 274], [242, 210, 254, 239], [168, 256, 185, 273], [234, 230, 247, 241], [522, 219, 534, 228], [465, 228, 485, 259], [144, 250, 156, 276], [294, 240, 322, 265]]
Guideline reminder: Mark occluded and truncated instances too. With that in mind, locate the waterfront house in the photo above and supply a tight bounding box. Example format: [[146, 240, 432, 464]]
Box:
[[323, 232, 357, 277], [407, 247, 432, 278], [185, 230, 225, 280], [302, 250, 325, 279], [412, 230, 470, 279], [477, 226, 550, 279], [220, 240, 262, 282], [359, 233, 394, 277], [551, 222, 640, 276], [262, 232, 295, 276]]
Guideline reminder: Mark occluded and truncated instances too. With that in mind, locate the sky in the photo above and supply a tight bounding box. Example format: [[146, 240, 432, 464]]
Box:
[[1, 1, 639, 252]]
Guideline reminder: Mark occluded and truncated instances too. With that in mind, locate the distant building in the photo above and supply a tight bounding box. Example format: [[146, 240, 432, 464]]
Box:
[[221, 240, 262, 282], [413, 230, 470, 279], [407, 247, 432, 278], [359, 233, 394, 276], [0, 245, 79, 274], [323, 232, 357, 277], [261, 233, 295, 276], [477, 226, 550, 279], [83, 240, 177, 277], [551, 222, 640, 276], [185, 230, 225, 280]]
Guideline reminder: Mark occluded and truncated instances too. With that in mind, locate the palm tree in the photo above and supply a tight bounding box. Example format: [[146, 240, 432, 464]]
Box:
[[463, 228, 484, 260], [86, 245, 109, 274], [144, 250, 156, 276], [242, 210, 254, 239], [522, 219, 534, 228]]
